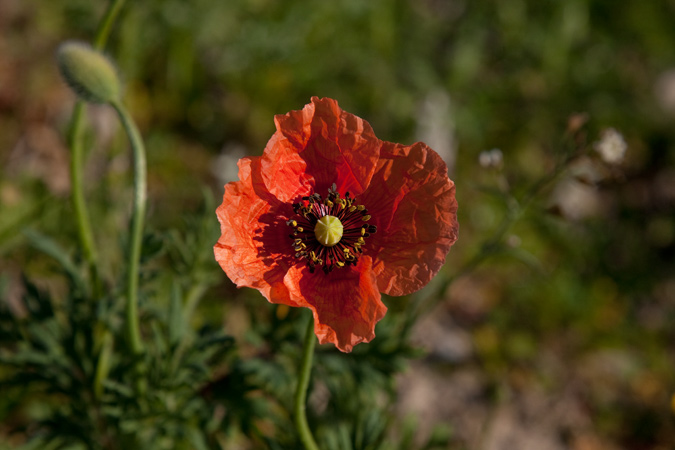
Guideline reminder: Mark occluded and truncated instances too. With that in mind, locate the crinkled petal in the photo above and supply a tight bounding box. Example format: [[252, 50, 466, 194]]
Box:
[[214, 157, 301, 307], [269, 97, 380, 197], [362, 141, 459, 296], [259, 131, 313, 203], [283, 256, 387, 352]]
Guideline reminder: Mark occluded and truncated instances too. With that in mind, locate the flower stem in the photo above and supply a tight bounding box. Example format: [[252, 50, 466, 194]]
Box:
[[68, 101, 101, 297], [110, 100, 146, 358], [294, 315, 320, 450]]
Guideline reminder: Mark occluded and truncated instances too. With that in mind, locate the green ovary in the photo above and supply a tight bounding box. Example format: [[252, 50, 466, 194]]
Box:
[[314, 215, 343, 247]]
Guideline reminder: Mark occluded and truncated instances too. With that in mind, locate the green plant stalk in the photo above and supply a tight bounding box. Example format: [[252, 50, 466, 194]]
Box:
[[93, 0, 127, 50], [294, 316, 320, 450], [111, 100, 146, 357], [69, 101, 102, 297]]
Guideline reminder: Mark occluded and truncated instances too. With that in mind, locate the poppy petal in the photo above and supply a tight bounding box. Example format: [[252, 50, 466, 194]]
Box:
[[271, 97, 380, 197], [214, 157, 301, 307], [259, 130, 313, 203], [283, 256, 386, 352], [362, 141, 459, 296]]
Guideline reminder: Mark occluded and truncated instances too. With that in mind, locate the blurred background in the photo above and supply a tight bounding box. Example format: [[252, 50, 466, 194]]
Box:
[[1, 0, 674, 448]]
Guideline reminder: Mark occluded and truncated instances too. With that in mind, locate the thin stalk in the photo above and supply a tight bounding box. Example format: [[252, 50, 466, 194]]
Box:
[[111, 100, 146, 357], [294, 316, 320, 450], [93, 0, 127, 50], [68, 102, 101, 296]]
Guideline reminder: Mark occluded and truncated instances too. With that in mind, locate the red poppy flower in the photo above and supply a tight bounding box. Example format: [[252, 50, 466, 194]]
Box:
[[214, 97, 458, 352]]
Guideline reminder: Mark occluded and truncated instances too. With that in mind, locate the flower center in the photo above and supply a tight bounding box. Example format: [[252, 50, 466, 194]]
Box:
[[287, 183, 377, 274], [314, 215, 343, 247]]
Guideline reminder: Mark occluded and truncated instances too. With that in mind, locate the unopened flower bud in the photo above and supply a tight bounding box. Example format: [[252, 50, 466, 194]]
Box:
[[57, 41, 121, 104]]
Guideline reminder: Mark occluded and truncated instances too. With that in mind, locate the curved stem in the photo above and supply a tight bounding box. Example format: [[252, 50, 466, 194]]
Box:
[[294, 315, 320, 450], [111, 100, 146, 357]]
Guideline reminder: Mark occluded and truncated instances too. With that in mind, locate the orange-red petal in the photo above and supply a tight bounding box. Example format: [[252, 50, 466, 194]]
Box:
[[283, 256, 387, 352], [271, 97, 381, 197], [362, 141, 459, 296], [214, 157, 301, 307], [259, 130, 313, 203]]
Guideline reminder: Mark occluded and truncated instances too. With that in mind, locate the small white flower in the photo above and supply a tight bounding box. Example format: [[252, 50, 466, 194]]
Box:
[[595, 128, 627, 164], [478, 148, 503, 169]]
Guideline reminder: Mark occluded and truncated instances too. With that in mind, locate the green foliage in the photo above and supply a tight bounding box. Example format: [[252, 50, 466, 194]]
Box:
[[0, 200, 234, 449], [0, 191, 447, 448]]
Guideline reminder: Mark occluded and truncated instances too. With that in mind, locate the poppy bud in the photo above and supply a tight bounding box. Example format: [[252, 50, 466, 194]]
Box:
[[57, 41, 121, 104]]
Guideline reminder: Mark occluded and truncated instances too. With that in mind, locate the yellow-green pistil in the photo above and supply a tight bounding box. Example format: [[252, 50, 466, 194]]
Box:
[[288, 183, 377, 274], [314, 215, 343, 247]]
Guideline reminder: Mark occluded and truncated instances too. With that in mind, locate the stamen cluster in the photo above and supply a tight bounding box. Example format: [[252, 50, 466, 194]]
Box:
[[288, 183, 377, 274]]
